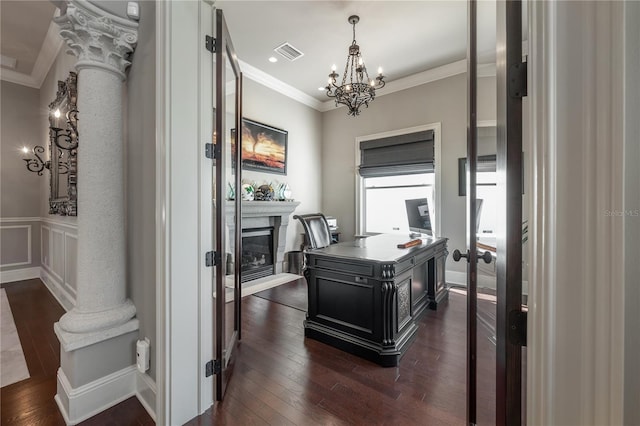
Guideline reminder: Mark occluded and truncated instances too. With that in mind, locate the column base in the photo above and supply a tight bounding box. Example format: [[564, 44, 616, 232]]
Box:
[[58, 299, 137, 337], [55, 325, 139, 424]]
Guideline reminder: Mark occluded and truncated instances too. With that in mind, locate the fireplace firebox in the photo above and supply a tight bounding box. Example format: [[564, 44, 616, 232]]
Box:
[[241, 227, 275, 282]]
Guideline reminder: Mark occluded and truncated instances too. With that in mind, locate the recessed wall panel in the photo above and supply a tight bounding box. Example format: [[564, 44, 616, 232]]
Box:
[[0, 226, 30, 267]]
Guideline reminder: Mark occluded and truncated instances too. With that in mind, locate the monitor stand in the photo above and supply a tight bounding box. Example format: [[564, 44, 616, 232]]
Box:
[[409, 232, 423, 239]]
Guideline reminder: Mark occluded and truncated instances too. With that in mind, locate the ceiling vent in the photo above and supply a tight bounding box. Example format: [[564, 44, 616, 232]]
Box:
[[274, 42, 304, 62], [1, 54, 17, 69]]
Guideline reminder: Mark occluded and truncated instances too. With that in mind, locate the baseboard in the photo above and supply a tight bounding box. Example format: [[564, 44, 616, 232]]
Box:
[[446, 269, 529, 295], [136, 372, 157, 421], [0, 266, 41, 284], [55, 365, 137, 425], [40, 267, 74, 311]]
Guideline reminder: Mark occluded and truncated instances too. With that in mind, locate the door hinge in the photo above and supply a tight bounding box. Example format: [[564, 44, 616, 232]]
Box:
[[508, 310, 527, 346], [205, 359, 222, 377], [205, 251, 221, 267], [205, 35, 216, 53], [509, 60, 528, 99], [205, 143, 219, 160]]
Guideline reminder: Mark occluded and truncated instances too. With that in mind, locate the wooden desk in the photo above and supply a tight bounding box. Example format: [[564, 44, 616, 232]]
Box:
[[303, 234, 449, 367]]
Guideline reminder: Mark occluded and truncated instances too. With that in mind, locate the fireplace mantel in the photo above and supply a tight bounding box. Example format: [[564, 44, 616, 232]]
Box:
[[241, 201, 301, 218]]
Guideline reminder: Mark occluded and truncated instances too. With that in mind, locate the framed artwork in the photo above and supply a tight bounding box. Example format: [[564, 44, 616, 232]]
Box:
[[240, 118, 287, 175]]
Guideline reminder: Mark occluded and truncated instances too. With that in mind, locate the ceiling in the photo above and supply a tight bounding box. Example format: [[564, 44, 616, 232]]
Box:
[[0, 0, 57, 86], [218, 0, 498, 103], [0, 1, 503, 103]]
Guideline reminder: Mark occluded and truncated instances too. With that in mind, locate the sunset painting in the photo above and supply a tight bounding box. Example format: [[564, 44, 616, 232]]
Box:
[[241, 119, 287, 175]]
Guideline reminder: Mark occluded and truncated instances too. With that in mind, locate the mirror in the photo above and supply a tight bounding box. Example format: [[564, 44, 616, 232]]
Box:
[[48, 71, 78, 216]]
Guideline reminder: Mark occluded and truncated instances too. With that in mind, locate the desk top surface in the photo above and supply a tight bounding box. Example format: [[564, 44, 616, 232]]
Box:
[[308, 234, 447, 263]]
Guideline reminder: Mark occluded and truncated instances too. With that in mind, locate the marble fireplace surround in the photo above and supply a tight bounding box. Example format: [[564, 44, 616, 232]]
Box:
[[227, 200, 301, 295]]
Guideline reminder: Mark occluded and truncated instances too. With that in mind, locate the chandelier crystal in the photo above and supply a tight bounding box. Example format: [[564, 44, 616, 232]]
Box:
[[325, 15, 385, 116]]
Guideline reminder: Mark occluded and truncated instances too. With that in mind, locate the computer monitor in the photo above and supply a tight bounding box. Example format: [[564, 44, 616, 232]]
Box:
[[405, 198, 433, 237]]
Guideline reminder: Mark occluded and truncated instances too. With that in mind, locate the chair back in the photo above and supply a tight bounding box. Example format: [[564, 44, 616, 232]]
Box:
[[293, 213, 333, 249]]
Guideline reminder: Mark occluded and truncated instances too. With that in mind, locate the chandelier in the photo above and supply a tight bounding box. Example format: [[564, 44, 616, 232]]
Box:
[[325, 15, 385, 116]]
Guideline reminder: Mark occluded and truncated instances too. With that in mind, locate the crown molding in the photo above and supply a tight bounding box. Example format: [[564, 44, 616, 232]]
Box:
[[240, 60, 324, 111], [242, 57, 495, 113], [0, 15, 63, 89]]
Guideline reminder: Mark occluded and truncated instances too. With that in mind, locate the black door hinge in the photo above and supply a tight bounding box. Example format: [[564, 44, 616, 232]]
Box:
[[205, 143, 219, 160], [508, 310, 527, 346], [205, 35, 216, 53], [509, 60, 528, 99], [205, 251, 221, 267], [205, 359, 222, 377]]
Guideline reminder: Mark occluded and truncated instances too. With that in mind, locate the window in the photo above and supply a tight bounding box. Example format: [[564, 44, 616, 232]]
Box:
[[356, 125, 440, 236], [363, 173, 434, 234]]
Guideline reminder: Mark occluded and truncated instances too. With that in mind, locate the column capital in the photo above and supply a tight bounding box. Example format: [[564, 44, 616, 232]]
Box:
[[54, 0, 138, 80]]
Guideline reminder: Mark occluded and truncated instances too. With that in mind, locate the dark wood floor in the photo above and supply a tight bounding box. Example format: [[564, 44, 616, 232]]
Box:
[[2, 278, 500, 426], [0, 279, 153, 425], [187, 282, 497, 425]]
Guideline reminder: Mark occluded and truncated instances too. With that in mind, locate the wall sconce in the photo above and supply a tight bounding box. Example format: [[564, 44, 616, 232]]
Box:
[[23, 145, 51, 176]]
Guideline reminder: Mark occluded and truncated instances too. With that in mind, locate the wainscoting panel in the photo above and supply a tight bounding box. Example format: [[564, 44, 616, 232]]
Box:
[[42, 225, 51, 269], [40, 219, 78, 311], [0, 225, 31, 267], [0, 218, 41, 283], [50, 228, 65, 282], [65, 233, 78, 295]]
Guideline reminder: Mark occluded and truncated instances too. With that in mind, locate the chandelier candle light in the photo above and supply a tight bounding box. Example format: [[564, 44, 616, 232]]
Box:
[[325, 15, 385, 116]]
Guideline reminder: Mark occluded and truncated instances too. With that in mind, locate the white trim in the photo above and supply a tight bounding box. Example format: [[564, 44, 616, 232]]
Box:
[[197, 3, 214, 413], [40, 216, 78, 230], [55, 366, 137, 425], [0, 225, 32, 267], [0, 15, 63, 89], [0, 266, 41, 284], [242, 57, 497, 113], [240, 60, 324, 111], [136, 372, 157, 421], [528, 1, 626, 423], [0, 217, 41, 223], [354, 123, 442, 238], [155, 1, 170, 425], [446, 269, 529, 295]]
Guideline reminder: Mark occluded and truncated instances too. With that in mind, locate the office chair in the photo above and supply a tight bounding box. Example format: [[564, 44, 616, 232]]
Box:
[[293, 213, 333, 250]]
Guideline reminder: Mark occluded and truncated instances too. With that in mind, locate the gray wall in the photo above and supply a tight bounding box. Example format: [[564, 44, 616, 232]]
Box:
[[125, 0, 156, 380], [321, 74, 496, 275], [242, 78, 324, 251], [624, 1, 640, 423], [0, 81, 43, 274], [1, 81, 44, 218]]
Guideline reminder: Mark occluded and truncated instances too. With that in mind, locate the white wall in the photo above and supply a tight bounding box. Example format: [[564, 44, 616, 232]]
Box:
[[125, 0, 157, 384], [322, 74, 496, 275]]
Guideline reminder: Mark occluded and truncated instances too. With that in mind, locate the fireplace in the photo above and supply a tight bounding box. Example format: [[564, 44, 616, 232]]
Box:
[[226, 200, 300, 284], [241, 227, 275, 282]]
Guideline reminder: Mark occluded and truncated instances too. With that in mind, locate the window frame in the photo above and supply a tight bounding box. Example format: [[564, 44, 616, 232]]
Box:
[[355, 123, 442, 237]]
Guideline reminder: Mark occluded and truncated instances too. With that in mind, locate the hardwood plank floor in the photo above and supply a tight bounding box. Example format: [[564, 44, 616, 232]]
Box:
[[2, 278, 500, 426], [187, 285, 498, 425], [0, 279, 153, 426]]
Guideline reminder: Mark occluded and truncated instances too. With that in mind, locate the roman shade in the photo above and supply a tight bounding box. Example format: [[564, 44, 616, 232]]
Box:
[[358, 130, 435, 177]]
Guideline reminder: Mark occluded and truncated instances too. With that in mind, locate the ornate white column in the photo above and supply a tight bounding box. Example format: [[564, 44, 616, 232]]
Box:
[[54, 1, 138, 342], [51, 2, 140, 423]]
